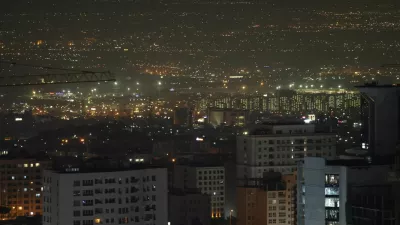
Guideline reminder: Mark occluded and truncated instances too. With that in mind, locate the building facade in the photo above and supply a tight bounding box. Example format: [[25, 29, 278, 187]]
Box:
[[237, 173, 296, 225], [297, 157, 392, 225], [358, 84, 400, 155], [42, 167, 168, 225], [168, 189, 211, 225], [237, 123, 336, 179], [207, 108, 248, 127], [173, 165, 225, 218], [0, 157, 50, 219]]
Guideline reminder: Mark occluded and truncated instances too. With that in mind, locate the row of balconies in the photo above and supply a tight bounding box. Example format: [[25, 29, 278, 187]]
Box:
[[94, 196, 139, 205]]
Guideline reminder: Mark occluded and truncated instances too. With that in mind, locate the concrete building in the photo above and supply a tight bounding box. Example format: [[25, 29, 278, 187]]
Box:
[[173, 165, 225, 218], [237, 173, 296, 225], [0, 157, 50, 219], [297, 157, 392, 225], [237, 121, 336, 179], [357, 83, 400, 155], [168, 189, 211, 225], [207, 108, 248, 127], [42, 166, 168, 225]]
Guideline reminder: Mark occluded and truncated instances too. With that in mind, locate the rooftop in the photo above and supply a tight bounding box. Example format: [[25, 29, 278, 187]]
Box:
[[0, 151, 49, 161], [175, 162, 224, 168], [356, 81, 400, 88], [48, 157, 166, 174], [326, 155, 394, 167]]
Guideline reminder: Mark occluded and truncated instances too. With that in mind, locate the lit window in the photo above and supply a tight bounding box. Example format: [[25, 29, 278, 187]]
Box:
[[30, 164, 34, 167], [95, 218, 101, 224], [35, 163, 40, 167], [11, 176, 15, 180], [24, 188, 27, 192], [325, 198, 340, 207], [36, 193, 41, 197], [24, 164, 28, 168]]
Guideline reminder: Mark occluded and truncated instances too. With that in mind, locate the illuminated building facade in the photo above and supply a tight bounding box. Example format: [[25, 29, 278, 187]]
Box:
[[237, 173, 296, 225], [297, 157, 392, 225], [0, 158, 50, 219], [173, 165, 225, 218], [42, 167, 168, 225], [198, 91, 360, 115], [207, 108, 248, 127], [237, 122, 336, 179]]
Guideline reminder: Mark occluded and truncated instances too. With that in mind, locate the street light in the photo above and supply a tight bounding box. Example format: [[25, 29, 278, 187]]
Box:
[[230, 210, 234, 225]]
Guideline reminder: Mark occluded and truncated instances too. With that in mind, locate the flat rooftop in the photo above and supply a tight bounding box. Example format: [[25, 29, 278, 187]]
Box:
[[48, 162, 166, 174], [326, 156, 394, 167], [355, 82, 400, 88]]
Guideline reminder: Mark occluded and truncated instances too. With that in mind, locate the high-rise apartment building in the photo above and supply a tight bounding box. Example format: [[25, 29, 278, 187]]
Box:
[[297, 157, 392, 225], [0, 157, 50, 219], [237, 173, 296, 225], [237, 121, 336, 179], [173, 165, 225, 218], [198, 91, 360, 115], [42, 166, 168, 225], [357, 83, 400, 155]]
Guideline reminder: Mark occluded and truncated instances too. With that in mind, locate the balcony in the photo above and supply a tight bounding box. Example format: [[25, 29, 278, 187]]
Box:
[[130, 187, 139, 193], [95, 208, 103, 214], [131, 197, 139, 203], [95, 179, 103, 184], [144, 214, 153, 221], [130, 177, 139, 183]]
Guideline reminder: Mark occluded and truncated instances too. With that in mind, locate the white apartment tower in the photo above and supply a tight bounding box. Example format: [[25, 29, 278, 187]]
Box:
[[237, 122, 336, 179], [42, 167, 168, 225], [173, 165, 225, 218]]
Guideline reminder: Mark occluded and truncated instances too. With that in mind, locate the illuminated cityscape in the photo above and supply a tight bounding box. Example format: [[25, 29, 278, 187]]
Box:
[[0, 0, 400, 225]]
